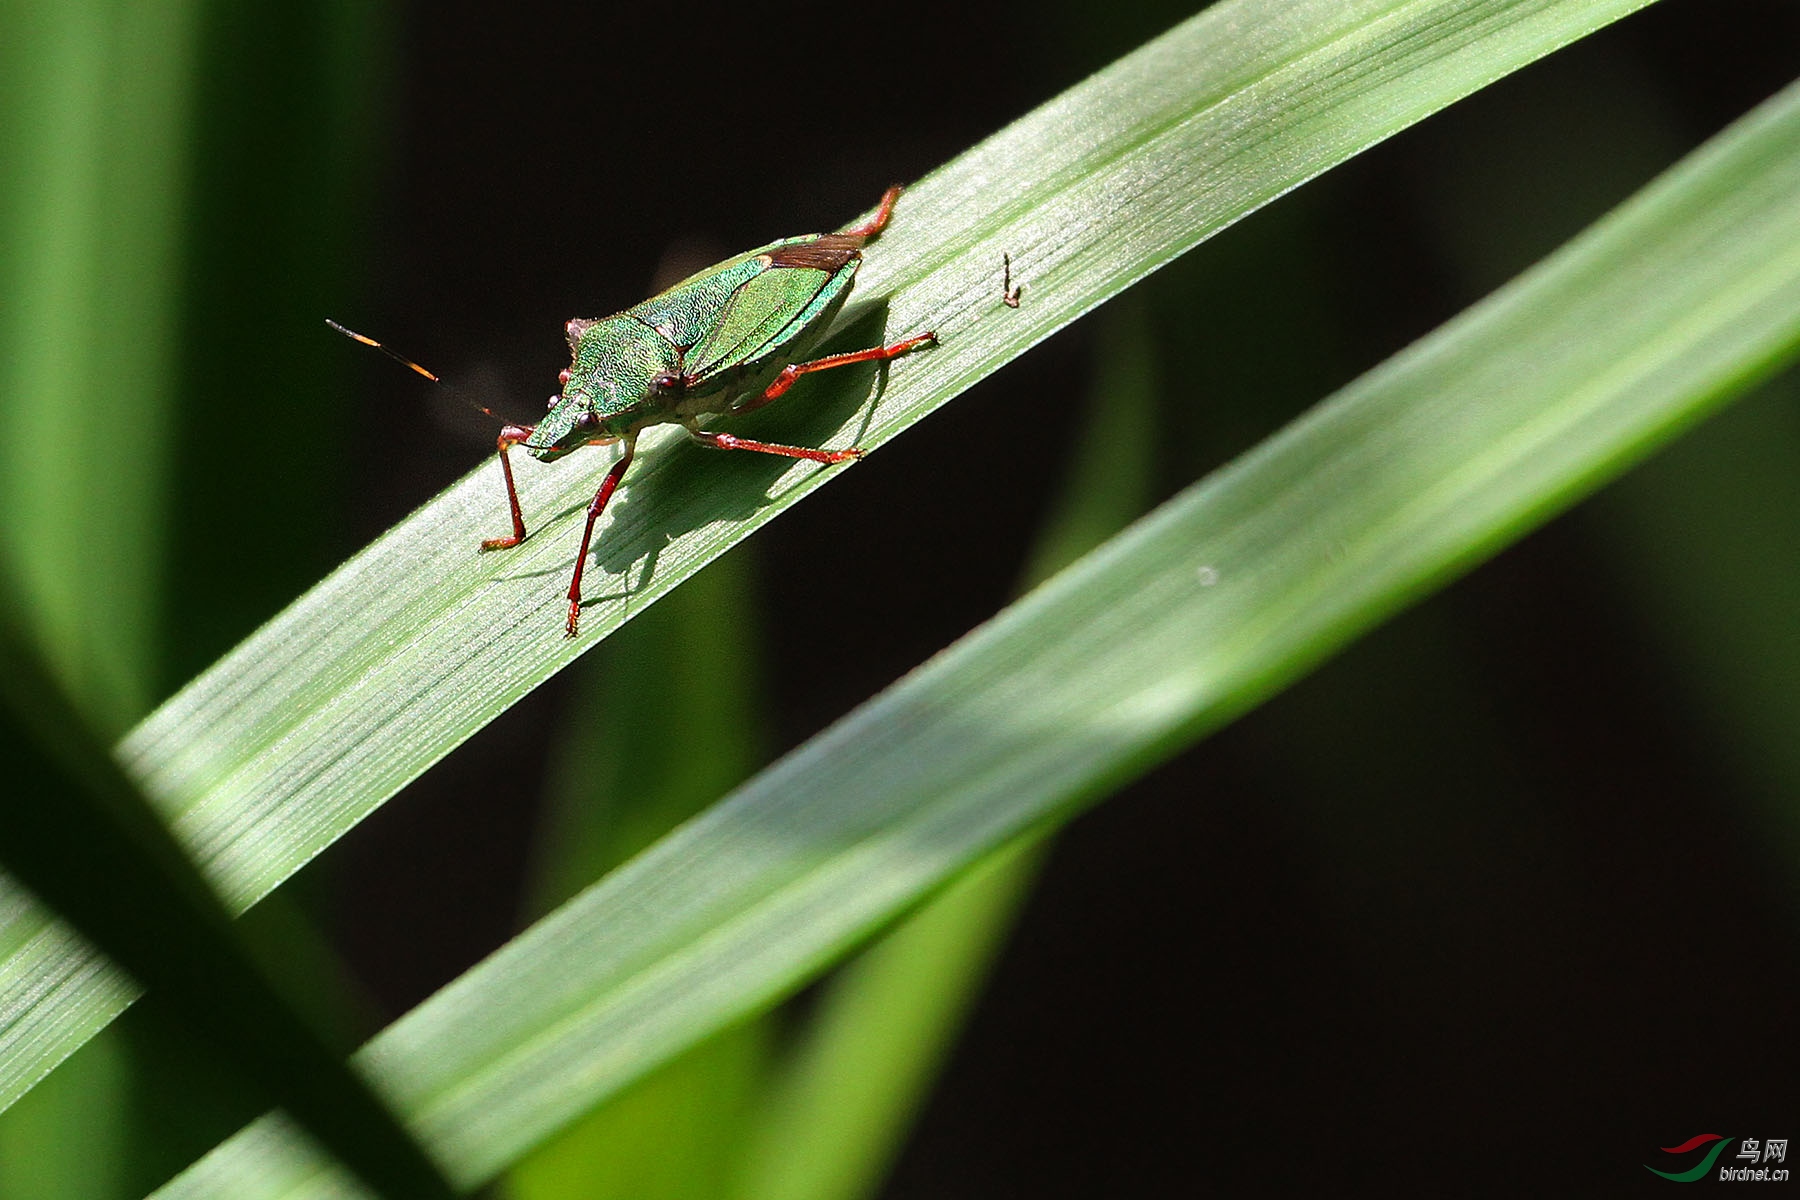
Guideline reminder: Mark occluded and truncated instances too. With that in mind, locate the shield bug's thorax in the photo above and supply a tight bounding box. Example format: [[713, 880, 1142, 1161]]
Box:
[[530, 230, 868, 462]]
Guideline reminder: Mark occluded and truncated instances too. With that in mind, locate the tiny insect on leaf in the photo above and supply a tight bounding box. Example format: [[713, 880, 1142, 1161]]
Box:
[[346, 186, 937, 638]]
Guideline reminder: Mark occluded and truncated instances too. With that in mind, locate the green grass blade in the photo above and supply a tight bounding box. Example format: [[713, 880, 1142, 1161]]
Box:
[[154, 62, 1800, 1200], [0, 618, 457, 1200], [0, 0, 1654, 1119]]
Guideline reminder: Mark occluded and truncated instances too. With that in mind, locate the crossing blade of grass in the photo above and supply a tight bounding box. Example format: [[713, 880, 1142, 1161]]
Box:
[[0, 614, 456, 1200], [154, 71, 1800, 1199], [0, 0, 1657, 1119]]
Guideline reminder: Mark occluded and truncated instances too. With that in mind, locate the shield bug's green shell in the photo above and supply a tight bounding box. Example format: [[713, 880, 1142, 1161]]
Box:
[[339, 186, 936, 639], [528, 230, 867, 458], [474, 184, 935, 637]]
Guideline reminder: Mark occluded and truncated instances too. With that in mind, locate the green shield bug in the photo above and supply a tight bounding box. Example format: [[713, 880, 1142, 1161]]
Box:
[[342, 186, 934, 637]]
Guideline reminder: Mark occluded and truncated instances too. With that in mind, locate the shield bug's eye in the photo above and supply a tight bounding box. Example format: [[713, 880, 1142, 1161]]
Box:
[[545, 394, 560, 411], [574, 409, 600, 431], [558, 368, 572, 386]]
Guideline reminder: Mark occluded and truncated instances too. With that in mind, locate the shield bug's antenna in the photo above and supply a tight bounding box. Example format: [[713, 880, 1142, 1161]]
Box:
[[326, 318, 506, 423]]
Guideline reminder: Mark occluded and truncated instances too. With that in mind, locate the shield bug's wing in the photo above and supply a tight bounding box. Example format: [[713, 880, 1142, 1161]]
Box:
[[629, 246, 776, 351], [682, 234, 864, 388]]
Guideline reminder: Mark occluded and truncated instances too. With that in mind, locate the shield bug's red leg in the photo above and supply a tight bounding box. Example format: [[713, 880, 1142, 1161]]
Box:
[[685, 422, 863, 463], [838, 184, 905, 241], [564, 437, 637, 638], [731, 331, 938, 418], [480, 425, 538, 550]]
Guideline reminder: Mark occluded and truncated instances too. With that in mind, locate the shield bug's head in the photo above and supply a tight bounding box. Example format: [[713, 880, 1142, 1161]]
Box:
[[525, 391, 611, 461], [527, 314, 679, 459]]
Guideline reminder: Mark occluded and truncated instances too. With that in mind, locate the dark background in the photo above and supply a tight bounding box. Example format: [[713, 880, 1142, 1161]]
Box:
[[47, 0, 1800, 1194]]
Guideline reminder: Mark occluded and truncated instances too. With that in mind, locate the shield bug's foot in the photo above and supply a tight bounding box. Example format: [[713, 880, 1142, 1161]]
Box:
[[480, 534, 524, 551], [565, 599, 583, 638]]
